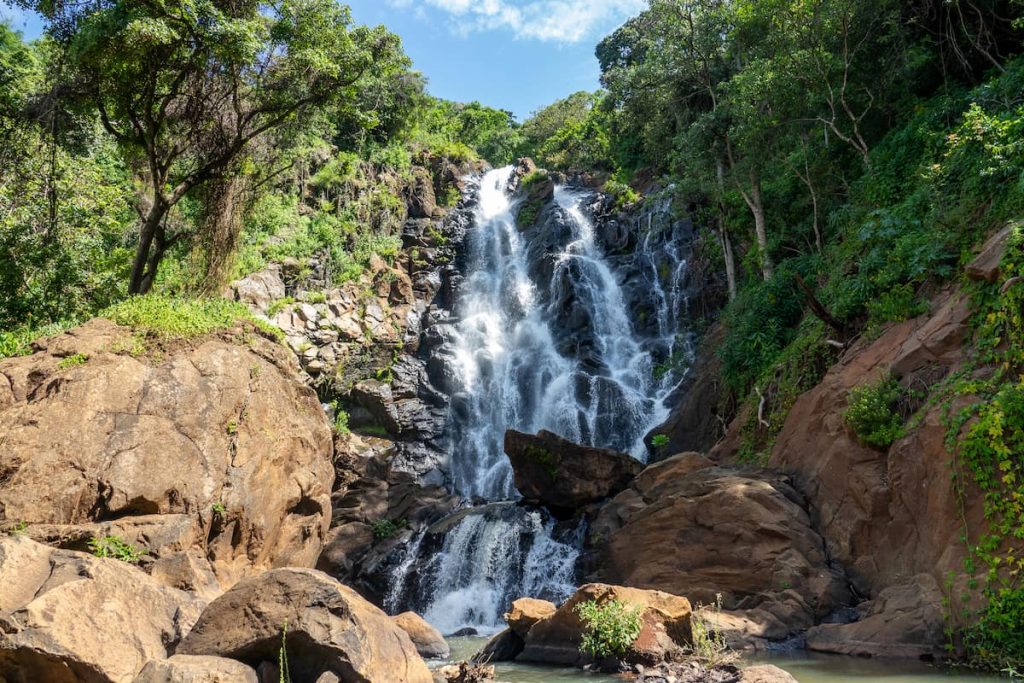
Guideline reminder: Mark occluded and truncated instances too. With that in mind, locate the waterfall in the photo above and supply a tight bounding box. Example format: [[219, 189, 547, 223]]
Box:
[[391, 167, 693, 633]]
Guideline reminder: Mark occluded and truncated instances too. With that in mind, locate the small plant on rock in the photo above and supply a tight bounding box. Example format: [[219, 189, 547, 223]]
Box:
[[211, 502, 227, 516], [574, 598, 644, 661], [89, 535, 147, 564], [371, 517, 406, 540], [843, 375, 906, 449], [651, 434, 670, 451], [689, 594, 737, 667], [57, 353, 89, 370]]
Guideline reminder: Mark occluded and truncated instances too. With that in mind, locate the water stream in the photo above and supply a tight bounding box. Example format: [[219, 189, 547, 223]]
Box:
[[389, 167, 692, 632]]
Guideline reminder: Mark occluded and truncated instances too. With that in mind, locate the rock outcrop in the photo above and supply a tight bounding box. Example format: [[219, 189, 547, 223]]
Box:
[[133, 656, 259, 683], [586, 453, 850, 644], [393, 611, 450, 659], [0, 319, 334, 591], [177, 568, 433, 683], [504, 429, 644, 511], [0, 537, 203, 683]]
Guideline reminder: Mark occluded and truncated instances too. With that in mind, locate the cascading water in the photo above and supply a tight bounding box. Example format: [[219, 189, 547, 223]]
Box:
[[390, 167, 693, 632]]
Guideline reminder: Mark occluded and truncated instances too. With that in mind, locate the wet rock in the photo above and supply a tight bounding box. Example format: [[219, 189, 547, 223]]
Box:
[[0, 536, 202, 683], [504, 429, 644, 511], [177, 568, 432, 683], [393, 612, 450, 659], [471, 629, 524, 663], [518, 583, 693, 667]]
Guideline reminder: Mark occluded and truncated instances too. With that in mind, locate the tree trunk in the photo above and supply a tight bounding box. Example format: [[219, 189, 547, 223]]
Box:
[[129, 201, 168, 294], [743, 169, 773, 281], [718, 226, 738, 301], [199, 174, 246, 294]]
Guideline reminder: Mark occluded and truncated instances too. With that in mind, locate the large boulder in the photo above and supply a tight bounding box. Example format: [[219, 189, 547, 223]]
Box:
[[587, 453, 850, 643], [0, 319, 334, 590], [518, 583, 693, 667], [504, 598, 556, 638], [0, 536, 203, 683], [176, 568, 432, 683], [133, 655, 258, 683], [504, 430, 643, 511], [392, 612, 450, 659]]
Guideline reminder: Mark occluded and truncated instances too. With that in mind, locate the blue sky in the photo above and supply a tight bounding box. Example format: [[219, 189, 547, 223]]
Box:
[[0, 0, 645, 121]]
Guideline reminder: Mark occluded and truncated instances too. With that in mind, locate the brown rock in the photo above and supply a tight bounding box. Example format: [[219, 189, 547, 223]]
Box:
[[806, 574, 946, 659], [0, 319, 334, 589], [587, 455, 849, 640], [433, 662, 495, 683], [965, 223, 1015, 282], [407, 166, 439, 219], [177, 568, 432, 683], [519, 583, 692, 667], [504, 598, 556, 638], [0, 536, 202, 683], [742, 664, 799, 683], [133, 655, 258, 683], [504, 430, 643, 510], [471, 629, 524, 663], [393, 612, 450, 659]]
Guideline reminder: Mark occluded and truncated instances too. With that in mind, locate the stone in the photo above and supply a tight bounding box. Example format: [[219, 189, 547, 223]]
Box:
[[0, 319, 334, 590], [519, 583, 692, 667], [177, 568, 432, 683], [133, 655, 259, 683], [806, 574, 946, 659], [742, 665, 799, 683], [433, 662, 495, 683], [965, 223, 1015, 282], [504, 429, 644, 510], [587, 454, 850, 641], [393, 612, 450, 659], [227, 266, 286, 313], [471, 629, 524, 664], [504, 598, 556, 638], [0, 536, 203, 683], [407, 166, 439, 219]]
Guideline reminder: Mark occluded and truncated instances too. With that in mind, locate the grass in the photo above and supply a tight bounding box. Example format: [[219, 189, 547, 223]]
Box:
[[57, 353, 89, 370], [101, 294, 282, 342]]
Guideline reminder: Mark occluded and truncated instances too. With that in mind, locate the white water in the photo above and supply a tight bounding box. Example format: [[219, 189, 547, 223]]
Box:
[[398, 168, 692, 632]]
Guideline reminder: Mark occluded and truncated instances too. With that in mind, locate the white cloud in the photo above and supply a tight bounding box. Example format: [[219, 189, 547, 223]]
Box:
[[390, 0, 645, 43]]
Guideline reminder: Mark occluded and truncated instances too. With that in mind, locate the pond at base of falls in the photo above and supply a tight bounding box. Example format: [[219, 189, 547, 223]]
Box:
[[442, 638, 1005, 683]]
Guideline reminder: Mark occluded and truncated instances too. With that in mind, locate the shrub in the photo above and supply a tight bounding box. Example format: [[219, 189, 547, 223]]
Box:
[[574, 598, 645, 660], [371, 518, 406, 540], [101, 295, 281, 341], [689, 595, 736, 667], [89, 535, 147, 564], [333, 407, 350, 435], [843, 375, 906, 449], [651, 434, 670, 450], [967, 587, 1024, 672]]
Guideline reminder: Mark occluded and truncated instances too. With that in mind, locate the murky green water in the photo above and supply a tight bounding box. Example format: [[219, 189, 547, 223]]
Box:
[[442, 637, 1007, 682]]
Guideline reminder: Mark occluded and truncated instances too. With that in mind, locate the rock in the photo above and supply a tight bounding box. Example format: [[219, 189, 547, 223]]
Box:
[[0, 536, 202, 683], [742, 665, 799, 683], [504, 430, 643, 511], [133, 655, 258, 683], [471, 629, 524, 663], [450, 628, 478, 637], [0, 319, 334, 589], [393, 612, 450, 659], [965, 223, 1015, 282], [519, 583, 692, 667], [504, 598, 556, 638], [806, 574, 946, 659], [587, 454, 849, 641], [227, 265, 286, 313], [177, 568, 432, 683], [407, 166, 439, 219], [433, 662, 495, 683]]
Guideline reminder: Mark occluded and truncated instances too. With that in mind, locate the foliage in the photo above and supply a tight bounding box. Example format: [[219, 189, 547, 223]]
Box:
[[651, 434, 670, 450], [89, 535, 146, 563], [844, 376, 907, 449], [689, 595, 737, 667], [574, 598, 645, 660], [371, 517, 406, 540], [101, 295, 279, 341], [57, 353, 88, 370]]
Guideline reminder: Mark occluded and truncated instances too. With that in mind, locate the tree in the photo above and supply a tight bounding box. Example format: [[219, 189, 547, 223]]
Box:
[[29, 0, 405, 293]]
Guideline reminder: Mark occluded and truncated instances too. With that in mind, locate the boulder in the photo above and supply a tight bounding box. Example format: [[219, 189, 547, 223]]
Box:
[[0, 320, 334, 590], [806, 574, 946, 659], [504, 598, 556, 638], [519, 583, 692, 667], [471, 629, 524, 664], [407, 166, 439, 219], [965, 223, 1015, 283], [0, 536, 202, 683], [177, 568, 432, 683], [133, 655, 258, 683], [587, 453, 850, 641], [433, 662, 495, 683], [504, 430, 643, 510], [227, 265, 286, 313], [393, 612, 450, 659], [742, 665, 799, 683]]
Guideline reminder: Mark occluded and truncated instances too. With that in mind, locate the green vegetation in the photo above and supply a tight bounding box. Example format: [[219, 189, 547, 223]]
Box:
[[371, 517, 406, 540], [279, 620, 291, 683], [524, 445, 559, 479], [843, 376, 908, 449], [650, 434, 670, 451], [57, 353, 89, 370], [101, 295, 279, 341], [7, 520, 28, 536], [689, 595, 736, 667], [574, 598, 645, 660], [89, 535, 147, 564], [211, 502, 227, 517], [516, 200, 544, 229]]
